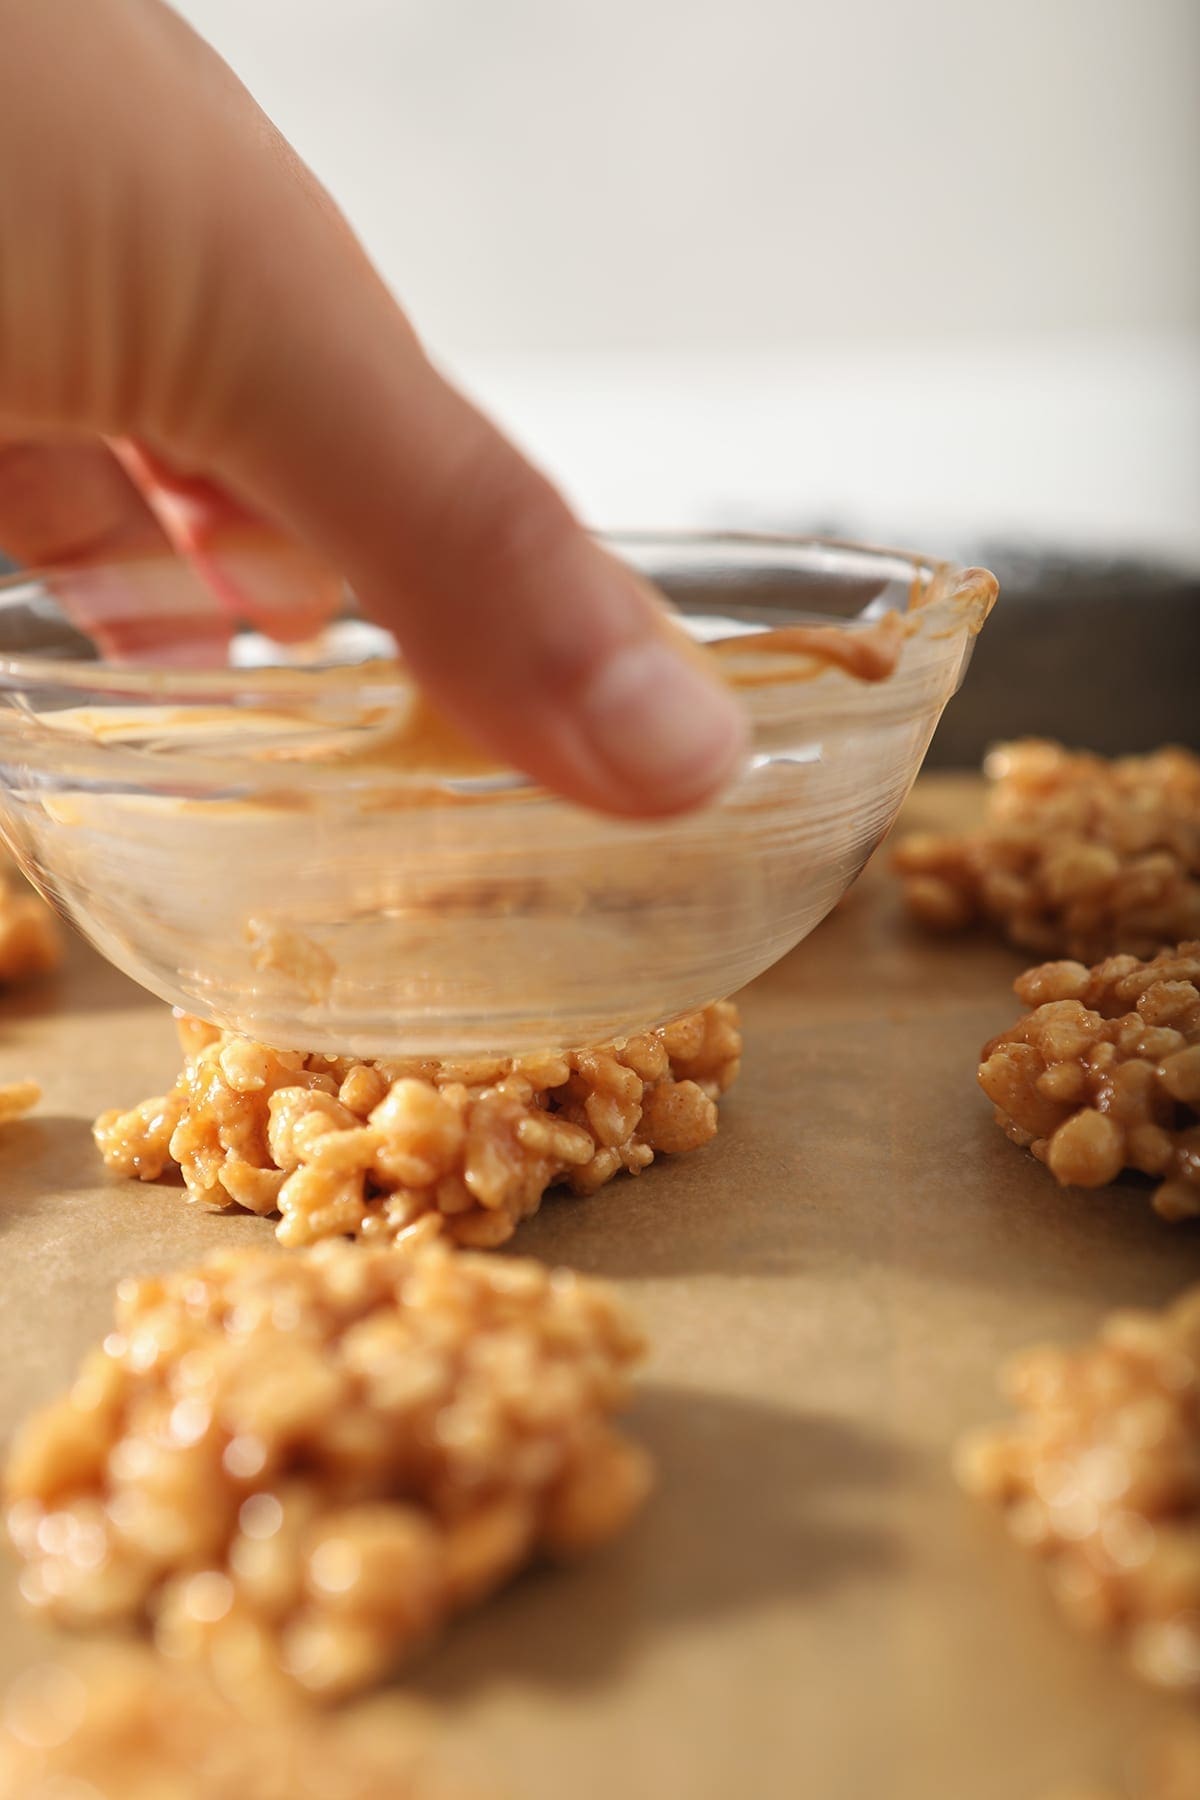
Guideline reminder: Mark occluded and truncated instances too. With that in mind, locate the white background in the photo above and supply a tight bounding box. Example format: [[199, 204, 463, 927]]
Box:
[[173, 1, 1200, 554]]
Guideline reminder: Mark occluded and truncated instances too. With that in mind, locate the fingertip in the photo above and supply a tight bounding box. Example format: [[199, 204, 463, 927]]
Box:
[[568, 633, 750, 817], [391, 543, 751, 818]]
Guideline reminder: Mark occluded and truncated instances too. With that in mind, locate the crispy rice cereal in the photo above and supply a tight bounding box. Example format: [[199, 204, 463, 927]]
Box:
[[0, 1078, 39, 1124], [94, 1002, 742, 1250], [0, 1647, 487, 1800], [0, 864, 60, 983], [978, 943, 1200, 1221], [955, 1284, 1200, 1697], [5, 1238, 652, 1704], [894, 741, 1200, 960]]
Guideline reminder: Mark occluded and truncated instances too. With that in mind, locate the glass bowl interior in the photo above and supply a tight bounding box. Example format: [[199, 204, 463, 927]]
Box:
[[0, 535, 995, 1055]]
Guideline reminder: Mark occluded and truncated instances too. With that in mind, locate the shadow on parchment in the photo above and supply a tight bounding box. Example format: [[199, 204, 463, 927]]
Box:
[[515, 1040, 1200, 1313], [0, 1116, 111, 1235], [516, 1127, 1200, 1302], [413, 1384, 899, 1699]]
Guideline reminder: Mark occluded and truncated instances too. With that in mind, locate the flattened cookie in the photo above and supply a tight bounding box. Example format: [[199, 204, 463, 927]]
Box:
[[896, 741, 1200, 961], [6, 1238, 652, 1704], [0, 1645, 491, 1799], [96, 1002, 742, 1250], [957, 1284, 1200, 1697], [0, 864, 60, 984], [979, 943, 1200, 1221]]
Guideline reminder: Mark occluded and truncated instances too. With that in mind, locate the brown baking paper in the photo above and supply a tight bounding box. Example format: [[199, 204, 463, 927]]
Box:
[[1, 774, 1197, 1800]]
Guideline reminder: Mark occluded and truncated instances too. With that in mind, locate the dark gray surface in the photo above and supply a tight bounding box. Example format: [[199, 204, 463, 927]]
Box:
[[638, 542, 1200, 764], [681, 537, 1200, 763], [928, 549, 1200, 764]]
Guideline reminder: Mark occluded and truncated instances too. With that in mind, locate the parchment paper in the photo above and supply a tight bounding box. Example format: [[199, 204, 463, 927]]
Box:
[[1, 774, 1196, 1800]]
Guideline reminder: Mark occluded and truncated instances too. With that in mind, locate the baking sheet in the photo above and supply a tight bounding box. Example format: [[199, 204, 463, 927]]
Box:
[[1, 773, 1197, 1800]]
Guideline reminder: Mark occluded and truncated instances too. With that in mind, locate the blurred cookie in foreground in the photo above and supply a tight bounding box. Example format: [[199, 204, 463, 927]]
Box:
[[1049, 1725, 1200, 1800], [0, 1646, 494, 1799], [956, 1284, 1200, 1697], [94, 1002, 741, 1250], [895, 741, 1200, 961], [979, 943, 1200, 1221], [5, 1238, 651, 1705], [0, 859, 60, 983]]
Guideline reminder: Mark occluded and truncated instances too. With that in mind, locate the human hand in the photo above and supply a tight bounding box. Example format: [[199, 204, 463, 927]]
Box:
[[0, 0, 744, 815]]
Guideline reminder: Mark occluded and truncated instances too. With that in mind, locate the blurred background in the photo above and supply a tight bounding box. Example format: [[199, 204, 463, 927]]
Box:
[[173, 0, 1200, 750], [177, 0, 1199, 358]]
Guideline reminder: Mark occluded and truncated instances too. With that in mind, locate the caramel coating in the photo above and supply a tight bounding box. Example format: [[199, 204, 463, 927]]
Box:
[[5, 1238, 652, 1705], [956, 1284, 1200, 1698], [979, 943, 1200, 1221], [0, 1647, 487, 1799], [0, 865, 60, 984], [895, 741, 1200, 961], [95, 1002, 742, 1250]]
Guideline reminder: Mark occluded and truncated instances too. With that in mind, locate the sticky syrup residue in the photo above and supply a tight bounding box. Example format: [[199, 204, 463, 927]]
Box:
[[19, 565, 998, 787]]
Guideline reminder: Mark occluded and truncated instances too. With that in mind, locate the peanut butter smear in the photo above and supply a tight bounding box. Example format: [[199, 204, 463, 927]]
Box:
[[712, 609, 909, 685], [21, 566, 997, 783]]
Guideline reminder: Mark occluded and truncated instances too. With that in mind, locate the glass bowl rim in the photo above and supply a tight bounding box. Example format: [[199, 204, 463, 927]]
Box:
[[0, 530, 997, 704]]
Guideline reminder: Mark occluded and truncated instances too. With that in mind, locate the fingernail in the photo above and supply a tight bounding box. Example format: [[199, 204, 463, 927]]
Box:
[[577, 636, 748, 812], [197, 542, 343, 640]]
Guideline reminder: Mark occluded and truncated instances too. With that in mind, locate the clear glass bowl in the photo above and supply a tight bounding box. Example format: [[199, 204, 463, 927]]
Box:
[[0, 535, 996, 1055]]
